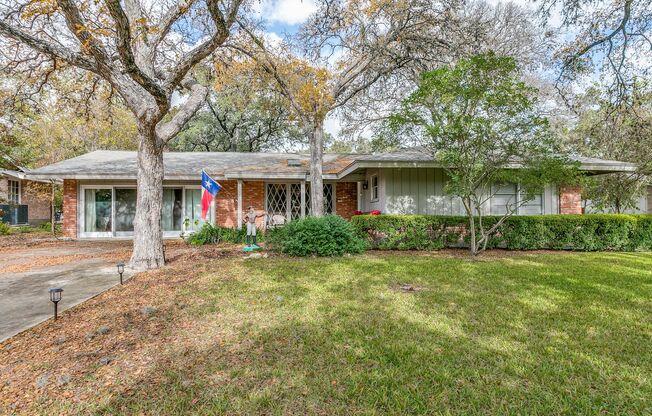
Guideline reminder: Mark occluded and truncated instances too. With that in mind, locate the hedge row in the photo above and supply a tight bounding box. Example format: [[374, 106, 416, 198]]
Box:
[[350, 214, 652, 251]]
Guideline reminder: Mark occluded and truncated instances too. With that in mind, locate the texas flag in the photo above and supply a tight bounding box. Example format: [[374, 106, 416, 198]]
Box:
[[201, 170, 222, 220]]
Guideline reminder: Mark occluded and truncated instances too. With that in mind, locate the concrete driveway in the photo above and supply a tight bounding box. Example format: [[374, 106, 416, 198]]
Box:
[[0, 241, 135, 342]]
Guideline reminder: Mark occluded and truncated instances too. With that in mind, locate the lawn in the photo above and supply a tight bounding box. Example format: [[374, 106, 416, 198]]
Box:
[[3, 250, 652, 415], [101, 251, 652, 415]]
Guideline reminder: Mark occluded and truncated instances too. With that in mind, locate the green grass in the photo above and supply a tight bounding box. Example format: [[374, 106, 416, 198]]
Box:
[[98, 252, 652, 415]]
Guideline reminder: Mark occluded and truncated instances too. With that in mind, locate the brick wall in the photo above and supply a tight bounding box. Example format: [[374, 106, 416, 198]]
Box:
[[336, 182, 358, 220], [559, 185, 582, 214], [215, 180, 266, 228], [22, 180, 51, 223], [63, 179, 78, 238]]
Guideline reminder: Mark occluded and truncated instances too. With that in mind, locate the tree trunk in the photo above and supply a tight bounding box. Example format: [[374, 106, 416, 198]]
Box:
[[50, 182, 55, 236], [463, 196, 478, 255], [309, 121, 325, 216], [130, 131, 165, 270]]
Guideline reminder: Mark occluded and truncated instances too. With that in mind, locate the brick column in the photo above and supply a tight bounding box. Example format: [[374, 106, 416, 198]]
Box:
[[559, 185, 582, 214], [335, 182, 358, 220], [215, 180, 238, 228], [215, 180, 265, 228], [63, 179, 78, 239]]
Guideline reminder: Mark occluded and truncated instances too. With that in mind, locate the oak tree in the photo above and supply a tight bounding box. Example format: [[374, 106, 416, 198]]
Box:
[[0, 0, 246, 269]]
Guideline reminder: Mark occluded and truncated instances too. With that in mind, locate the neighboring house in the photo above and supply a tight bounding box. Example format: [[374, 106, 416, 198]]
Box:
[[25, 149, 639, 240], [0, 169, 52, 226]]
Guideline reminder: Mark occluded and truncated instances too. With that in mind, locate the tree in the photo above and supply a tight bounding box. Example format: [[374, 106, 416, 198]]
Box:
[[3, 78, 138, 166], [339, 0, 553, 145], [233, 0, 454, 216], [170, 58, 302, 152], [390, 52, 576, 255], [0, 0, 245, 269], [566, 85, 652, 213], [537, 0, 652, 104]]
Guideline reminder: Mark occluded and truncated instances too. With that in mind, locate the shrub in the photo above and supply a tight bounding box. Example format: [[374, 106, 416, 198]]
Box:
[[185, 223, 264, 246], [268, 215, 367, 256], [352, 214, 652, 251], [0, 222, 10, 235]]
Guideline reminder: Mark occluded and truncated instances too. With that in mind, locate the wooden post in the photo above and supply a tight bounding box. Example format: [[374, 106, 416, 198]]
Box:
[[237, 180, 243, 230], [300, 180, 306, 218]]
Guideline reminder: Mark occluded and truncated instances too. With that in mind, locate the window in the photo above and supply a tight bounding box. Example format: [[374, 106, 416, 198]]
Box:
[[371, 175, 379, 201], [184, 188, 213, 232], [519, 190, 543, 215], [114, 188, 136, 233], [8, 180, 19, 204], [84, 188, 112, 233], [162, 188, 183, 232], [491, 183, 543, 215], [491, 183, 517, 215]]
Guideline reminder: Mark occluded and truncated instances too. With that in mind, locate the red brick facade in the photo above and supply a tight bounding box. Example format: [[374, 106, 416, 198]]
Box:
[[335, 182, 358, 219], [215, 180, 266, 228], [63, 179, 78, 239], [61, 179, 358, 239], [559, 185, 582, 214]]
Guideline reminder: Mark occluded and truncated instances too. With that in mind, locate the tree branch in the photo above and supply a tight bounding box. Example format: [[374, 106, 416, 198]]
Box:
[[104, 0, 167, 107], [0, 20, 97, 72], [164, 0, 242, 91], [156, 79, 208, 143]]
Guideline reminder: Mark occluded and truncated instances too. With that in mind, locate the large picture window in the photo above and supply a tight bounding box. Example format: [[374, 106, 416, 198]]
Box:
[[115, 188, 136, 233], [80, 185, 212, 238], [162, 188, 183, 232], [84, 188, 112, 234], [184, 188, 213, 232]]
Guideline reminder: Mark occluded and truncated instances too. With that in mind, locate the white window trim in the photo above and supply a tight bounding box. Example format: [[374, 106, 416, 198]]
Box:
[[79, 185, 113, 238], [8, 180, 20, 204], [490, 183, 544, 216], [79, 184, 214, 239], [182, 185, 215, 235], [370, 174, 379, 202]]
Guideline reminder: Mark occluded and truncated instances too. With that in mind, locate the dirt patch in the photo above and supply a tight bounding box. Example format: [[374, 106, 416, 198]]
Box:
[[389, 283, 428, 293]]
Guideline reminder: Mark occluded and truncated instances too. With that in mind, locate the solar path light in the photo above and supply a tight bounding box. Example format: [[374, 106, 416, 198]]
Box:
[[49, 288, 63, 320], [117, 262, 125, 285]]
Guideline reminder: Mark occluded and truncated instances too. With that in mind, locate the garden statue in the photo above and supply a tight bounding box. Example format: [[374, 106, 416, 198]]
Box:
[[243, 206, 266, 250]]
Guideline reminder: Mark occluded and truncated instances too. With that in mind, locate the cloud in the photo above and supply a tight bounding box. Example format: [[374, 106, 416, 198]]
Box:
[[254, 0, 317, 26]]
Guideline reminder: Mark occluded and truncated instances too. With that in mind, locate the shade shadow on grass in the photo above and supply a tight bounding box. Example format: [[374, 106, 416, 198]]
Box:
[[77, 253, 652, 415]]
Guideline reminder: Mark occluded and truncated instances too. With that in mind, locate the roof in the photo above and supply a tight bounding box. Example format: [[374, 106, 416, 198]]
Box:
[[25, 149, 638, 181]]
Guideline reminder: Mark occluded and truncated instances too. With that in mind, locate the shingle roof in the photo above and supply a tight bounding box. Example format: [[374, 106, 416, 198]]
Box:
[[26, 149, 637, 181]]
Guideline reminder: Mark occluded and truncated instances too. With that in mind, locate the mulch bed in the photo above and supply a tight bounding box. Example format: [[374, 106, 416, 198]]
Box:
[[0, 242, 247, 414]]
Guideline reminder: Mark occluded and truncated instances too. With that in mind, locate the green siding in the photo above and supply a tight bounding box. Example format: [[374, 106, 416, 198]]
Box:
[[382, 167, 556, 215]]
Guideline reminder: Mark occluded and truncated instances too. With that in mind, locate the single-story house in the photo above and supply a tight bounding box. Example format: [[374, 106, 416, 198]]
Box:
[[25, 149, 644, 239], [0, 168, 52, 226]]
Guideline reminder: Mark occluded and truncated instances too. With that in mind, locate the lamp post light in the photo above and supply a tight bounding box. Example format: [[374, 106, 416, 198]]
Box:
[[117, 262, 125, 285], [49, 288, 63, 320]]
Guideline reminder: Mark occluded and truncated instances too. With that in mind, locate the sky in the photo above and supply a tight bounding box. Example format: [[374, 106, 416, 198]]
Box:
[[250, 0, 558, 139]]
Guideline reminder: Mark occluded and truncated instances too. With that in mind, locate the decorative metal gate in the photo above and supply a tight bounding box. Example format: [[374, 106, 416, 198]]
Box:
[[266, 183, 288, 219], [305, 183, 334, 215], [265, 183, 335, 224]]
